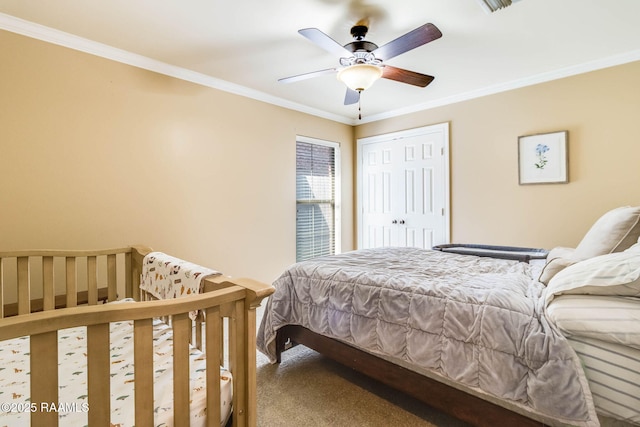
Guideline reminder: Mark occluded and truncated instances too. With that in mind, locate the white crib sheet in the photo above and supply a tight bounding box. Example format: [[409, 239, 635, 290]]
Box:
[[0, 319, 232, 427]]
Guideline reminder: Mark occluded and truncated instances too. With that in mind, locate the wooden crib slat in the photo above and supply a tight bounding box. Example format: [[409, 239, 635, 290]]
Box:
[[125, 251, 133, 299], [245, 301, 258, 427], [195, 312, 204, 350], [173, 313, 191, 426], [30, 331, 59, 426], [0, 258, 4, 318], [87, 256, 98, 305], [134, 318, 154, 427], [229, 299, 248, 427], [220, 319, 226, 365], [87, 323, 111, 425], [17, 257, 30, 315], [66, 257, 78, 307], [206, 306, 222, 427], [43, 256, 55, 311], [107, 254, 117, 302]]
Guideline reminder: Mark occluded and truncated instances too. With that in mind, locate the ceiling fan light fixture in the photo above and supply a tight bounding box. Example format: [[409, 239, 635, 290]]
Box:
[[337, 64, 383, 92]]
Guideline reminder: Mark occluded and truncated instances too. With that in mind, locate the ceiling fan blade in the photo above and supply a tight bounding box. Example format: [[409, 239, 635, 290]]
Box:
[[299, 28, 353, 58], [344, 88, 360, 105], [382, 65, 434, 87], [373, 23, 442, 61], [278, 68, 338, 84]]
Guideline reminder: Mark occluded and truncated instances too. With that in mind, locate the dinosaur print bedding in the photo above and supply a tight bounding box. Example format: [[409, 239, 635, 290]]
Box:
[[0, 317, 232, 427]]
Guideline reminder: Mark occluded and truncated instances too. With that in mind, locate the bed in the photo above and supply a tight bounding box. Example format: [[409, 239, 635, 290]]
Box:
[[0, 245, 274, 427], [257, 206, 640, 427]]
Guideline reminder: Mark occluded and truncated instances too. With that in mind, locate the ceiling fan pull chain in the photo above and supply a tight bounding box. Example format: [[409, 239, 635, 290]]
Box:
[[358, 90, 362, 120]]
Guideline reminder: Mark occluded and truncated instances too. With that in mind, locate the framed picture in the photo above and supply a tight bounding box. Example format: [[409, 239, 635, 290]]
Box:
[[518, 131, 568, 185]]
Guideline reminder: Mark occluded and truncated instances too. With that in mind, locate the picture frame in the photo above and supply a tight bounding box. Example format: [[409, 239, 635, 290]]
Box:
[[518, 130, 568, 185]]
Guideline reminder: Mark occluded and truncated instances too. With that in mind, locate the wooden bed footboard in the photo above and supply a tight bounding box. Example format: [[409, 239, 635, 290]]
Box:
[[0, 245, 274, 427], [276, 325, 548, 427]]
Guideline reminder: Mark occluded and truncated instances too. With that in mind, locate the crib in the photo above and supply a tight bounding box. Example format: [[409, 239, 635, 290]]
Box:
[[0, 245, 274, 426]]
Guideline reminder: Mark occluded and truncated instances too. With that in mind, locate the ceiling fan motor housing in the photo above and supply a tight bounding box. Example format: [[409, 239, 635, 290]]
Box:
[[344, 40, 378, 54], [346, 24, 378, 55], [350, 24, 369, 40]]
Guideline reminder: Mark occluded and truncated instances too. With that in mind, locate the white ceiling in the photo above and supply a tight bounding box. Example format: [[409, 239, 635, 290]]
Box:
[[1, 0, 640, 124]]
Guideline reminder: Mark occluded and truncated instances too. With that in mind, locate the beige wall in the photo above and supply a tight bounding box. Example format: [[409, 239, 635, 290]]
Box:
[[355, 61, 640, 249], [3, 29, 639, 280], [0, 31, 353, 283]]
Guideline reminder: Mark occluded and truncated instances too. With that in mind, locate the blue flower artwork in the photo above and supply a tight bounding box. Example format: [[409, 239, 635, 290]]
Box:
[[534, 143, 549, 169], [518, 131, 568, 184]]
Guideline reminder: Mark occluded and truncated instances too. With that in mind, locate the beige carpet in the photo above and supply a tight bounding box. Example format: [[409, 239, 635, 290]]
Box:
[[256, 344, 471, 427]]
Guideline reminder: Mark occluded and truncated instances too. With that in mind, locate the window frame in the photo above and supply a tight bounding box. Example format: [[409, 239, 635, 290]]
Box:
[[295, 135, 341, 262]]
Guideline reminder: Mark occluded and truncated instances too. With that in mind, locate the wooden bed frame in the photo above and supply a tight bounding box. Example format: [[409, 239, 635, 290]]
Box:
[[0, 245, 274, 427], [275, 325, 548, 427]]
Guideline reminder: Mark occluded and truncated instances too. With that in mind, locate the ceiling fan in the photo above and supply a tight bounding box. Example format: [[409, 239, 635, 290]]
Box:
[[279, 22, 442, 107]]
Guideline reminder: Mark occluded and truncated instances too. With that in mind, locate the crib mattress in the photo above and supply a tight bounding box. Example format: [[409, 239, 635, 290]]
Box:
[[546, 295, 640, 425], [0, 318, 232, 427]]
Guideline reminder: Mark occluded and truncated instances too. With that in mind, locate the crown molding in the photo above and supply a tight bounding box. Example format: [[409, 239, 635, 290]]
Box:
[[2, 12, 639, 127], [0, 13, 354, 125], [359, 49, 640, 124]]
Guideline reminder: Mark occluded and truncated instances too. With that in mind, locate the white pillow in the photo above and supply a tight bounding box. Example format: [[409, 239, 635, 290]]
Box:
[[545, 251, 640, 306], [573, 205, 640, 259], [538, 206, 640, 285], [538, 256, 577, 285]]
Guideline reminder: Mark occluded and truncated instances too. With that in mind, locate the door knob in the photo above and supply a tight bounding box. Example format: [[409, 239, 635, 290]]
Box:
[[392, 220, 398, 224], [399, 220, 405, 225]]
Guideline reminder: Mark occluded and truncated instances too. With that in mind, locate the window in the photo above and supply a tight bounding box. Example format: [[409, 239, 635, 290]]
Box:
[[296, 137, 341, 262]]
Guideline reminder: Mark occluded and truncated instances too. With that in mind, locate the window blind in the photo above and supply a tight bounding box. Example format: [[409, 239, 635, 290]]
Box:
[[296, 140, 336, 262]]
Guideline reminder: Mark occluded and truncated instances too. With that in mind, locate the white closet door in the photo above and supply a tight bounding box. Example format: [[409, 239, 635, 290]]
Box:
[[361, 139, 397, 248], [358, 123, 450, 249]]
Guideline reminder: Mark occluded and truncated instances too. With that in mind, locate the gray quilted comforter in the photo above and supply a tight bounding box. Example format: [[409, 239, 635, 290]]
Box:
[[257, 247, 598, 426]]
